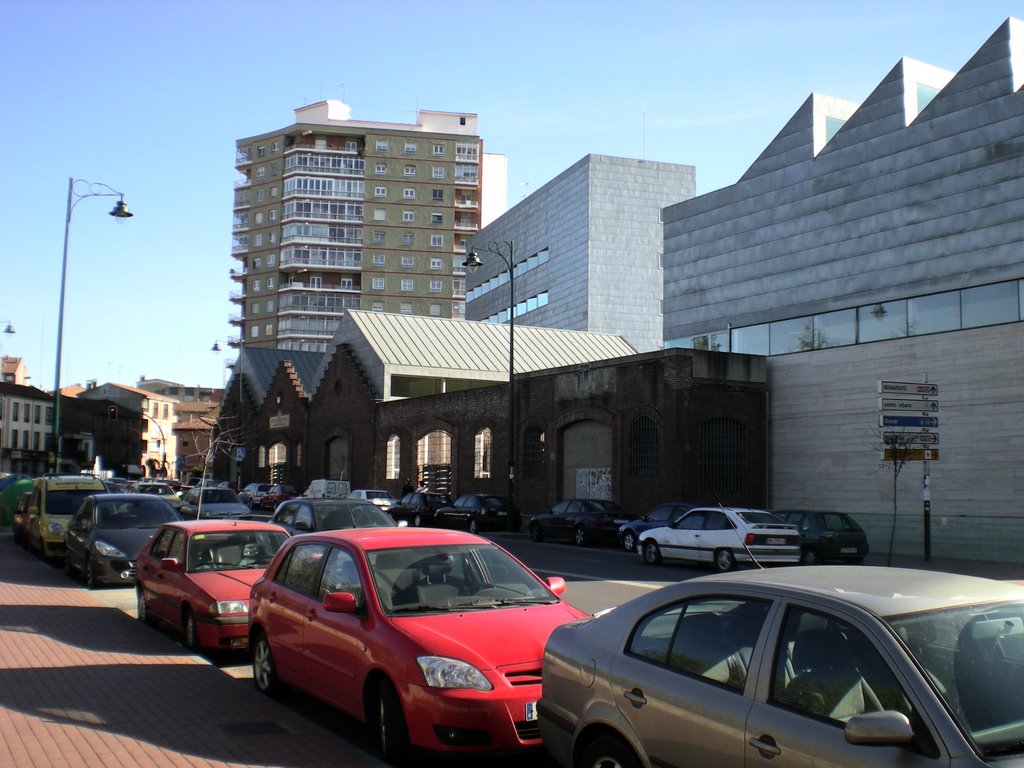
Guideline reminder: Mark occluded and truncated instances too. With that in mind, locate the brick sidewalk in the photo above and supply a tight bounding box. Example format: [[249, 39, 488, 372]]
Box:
[[0, 536, 387, 768]]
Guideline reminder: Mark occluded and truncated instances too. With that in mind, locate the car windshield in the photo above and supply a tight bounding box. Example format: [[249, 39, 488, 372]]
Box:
[[587, 500, 623, 514], [186, 530, 288, 571], [479, 496, 506, 509], [97, 499, 179, 528], [367, 543, 557, 616], [888, 599, 1024, 754], [737, 510, 785, 525], [139, 485, 175, 497], [314, 503, 397, 530], [46, 489, 101, 516], [200, 489, 241, 504]]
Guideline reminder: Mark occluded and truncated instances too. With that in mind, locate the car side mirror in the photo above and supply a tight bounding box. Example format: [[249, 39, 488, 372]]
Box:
[[844, 711, 914, 745], [546, 576, 567, 595], [396, 520, 408, 528], [160, 557, 182, 573], [323, 591, 359, 613]]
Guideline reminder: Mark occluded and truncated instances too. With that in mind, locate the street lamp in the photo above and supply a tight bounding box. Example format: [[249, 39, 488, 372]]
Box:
[[52, 178, 133, 472], [463, 240, 518, 531]]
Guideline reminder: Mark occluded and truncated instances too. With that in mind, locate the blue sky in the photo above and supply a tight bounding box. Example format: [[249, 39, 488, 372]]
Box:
[[0, 1, 1014, 392]]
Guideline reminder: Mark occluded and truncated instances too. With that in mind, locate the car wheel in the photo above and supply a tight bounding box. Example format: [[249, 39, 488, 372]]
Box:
[[84, 557, 100, 588], [642, 540, 661, 565], [800, 547, 819, 566], [136, 588, 158, 626], [252, 630, 286, 698], [376, 678, 410, 764], [529, 522, 544, 542], [580, 734, 642, 768], [714, 548, 736, 572], [468, 518, 480, 535], [574, 526, 588, 546], [182, 607, 199, 651], [622, 531, 637, 552]]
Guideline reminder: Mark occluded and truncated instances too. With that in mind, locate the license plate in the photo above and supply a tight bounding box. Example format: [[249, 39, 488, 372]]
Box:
[[840, 547, 857, 554], [613, 518, 628, 524], [766, 537, 785, 545], [525, 701, 538, 721]]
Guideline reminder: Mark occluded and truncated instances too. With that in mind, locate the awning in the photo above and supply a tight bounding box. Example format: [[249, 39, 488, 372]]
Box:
[[125, 465, 143, 477]]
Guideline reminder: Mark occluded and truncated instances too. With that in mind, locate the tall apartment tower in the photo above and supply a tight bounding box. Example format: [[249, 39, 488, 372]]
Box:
[[232, 100, 506, 353]]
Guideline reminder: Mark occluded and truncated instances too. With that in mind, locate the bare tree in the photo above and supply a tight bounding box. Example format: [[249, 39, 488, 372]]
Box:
[[188, 417, 249, 518], [876, 429, 917, 566]]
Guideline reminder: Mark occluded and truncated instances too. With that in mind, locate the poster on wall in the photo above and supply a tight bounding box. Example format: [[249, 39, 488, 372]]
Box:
[[576, 467, 612, 500]]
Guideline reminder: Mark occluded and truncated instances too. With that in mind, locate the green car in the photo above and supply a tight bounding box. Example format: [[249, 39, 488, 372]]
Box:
[[772, 509, 869, 565]]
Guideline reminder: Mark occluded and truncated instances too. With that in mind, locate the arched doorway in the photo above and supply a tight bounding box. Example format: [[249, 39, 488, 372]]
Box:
[[561, 420, 612, 499], [325, 435, 350, 480]]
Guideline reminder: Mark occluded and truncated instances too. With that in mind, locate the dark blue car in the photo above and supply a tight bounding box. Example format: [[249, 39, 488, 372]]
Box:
[[617, 502, 697, 552]]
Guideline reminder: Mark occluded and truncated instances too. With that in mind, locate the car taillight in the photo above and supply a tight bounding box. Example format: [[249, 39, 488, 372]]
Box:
[[745, 533, 756, 544]]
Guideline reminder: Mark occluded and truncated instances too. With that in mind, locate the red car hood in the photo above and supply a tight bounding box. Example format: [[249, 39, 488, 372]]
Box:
[[393, 602, 585, 671], [188, 569, 265, 600]]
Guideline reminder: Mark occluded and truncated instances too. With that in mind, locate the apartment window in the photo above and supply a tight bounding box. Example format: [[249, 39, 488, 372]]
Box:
[[267, 277, 276, 289], [522, 428, 546, 478], [430, 234, 444, 247], [375, 140, 389, 152], [404, 142, 417, 154], [432, 143, 445, 156], [432, 166, 444, 179], [429, 303, 441, 316], [374, 186, 387, 198], [404, 165, 415, 177], [372, 302, 385, 312], [266, 299, 274, 311], [256, 190, 265, 202], [400, 279, 414, 291], [33, 432, 40, 450], [251, 279, 261, 291], [267, 253, 276, 266], [373, 231, 385, 244], [430, 258, 442, 270], [271, 141, 280, 153], [629, 416, 659, 477], [269, 209, 277, 220], [375, 163, 387, 174], [255, 212, 264, 225], [269, 231, 277, 243], [251, 326, 260, 338], [402, 211, 415, 222], [253, 234, 263, 247], [432, 189, 444, 202], [374, 209, 387, 221], [403, 188, 415, 199], [309, 276, 322, 288], [251, 301, 260, 314], [253, 257, 262, 269], [372, 253, 386, 266], [372, 277, 385, 290], [270, 163, 278, 176], [265, 323, 273, 336], [256, 167, 265, 179], [402, 233, 414, 246], [11, 403, 18, 421], [401, 255, 415, 267], [429, 280, 442, 293], [400, 303, 413, 314], [34, 405, 41, 424], [257, 146, 266, 158], [270, 186, 278, 199], [431, 212, 443, 225]]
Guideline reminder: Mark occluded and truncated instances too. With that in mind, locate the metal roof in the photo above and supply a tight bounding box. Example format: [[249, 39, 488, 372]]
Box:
[[341, 310, 636, 378]]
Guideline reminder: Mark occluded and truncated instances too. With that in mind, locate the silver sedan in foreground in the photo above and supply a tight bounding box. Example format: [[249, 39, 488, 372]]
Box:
[[539, 566, 1024, 768]]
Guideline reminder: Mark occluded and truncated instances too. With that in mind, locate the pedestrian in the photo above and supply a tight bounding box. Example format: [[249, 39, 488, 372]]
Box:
[[402, 479, 414, 495]]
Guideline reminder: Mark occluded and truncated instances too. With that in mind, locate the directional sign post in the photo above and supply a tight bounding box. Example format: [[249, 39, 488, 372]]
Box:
[[879, 381, 939, 397], [880, 415, 939, 429]]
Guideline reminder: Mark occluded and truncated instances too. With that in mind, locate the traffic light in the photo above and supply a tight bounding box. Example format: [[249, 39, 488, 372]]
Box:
[[107, 405, 118, 421]]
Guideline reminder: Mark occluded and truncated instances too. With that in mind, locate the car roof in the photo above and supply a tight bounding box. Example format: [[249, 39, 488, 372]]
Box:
[[288, 526, 485, 552], [160, 520, 287, 534], [87, 493, 175, 502], [689, 566, 1024, 617], [293, 498, 378, 506]]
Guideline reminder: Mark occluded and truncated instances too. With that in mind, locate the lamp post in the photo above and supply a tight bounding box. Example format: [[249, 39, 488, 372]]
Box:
[[463, 240, 518, 531], [52, 178, 133, 472]]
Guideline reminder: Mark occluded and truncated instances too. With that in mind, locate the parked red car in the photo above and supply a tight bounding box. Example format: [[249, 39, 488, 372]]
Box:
[[248, 527, 587, 762], [259, 484, 299, 510], [135, 520, 289, 651]]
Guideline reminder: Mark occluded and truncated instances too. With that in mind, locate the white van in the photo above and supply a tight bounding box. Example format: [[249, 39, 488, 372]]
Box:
[[304, 479, 351, 499]]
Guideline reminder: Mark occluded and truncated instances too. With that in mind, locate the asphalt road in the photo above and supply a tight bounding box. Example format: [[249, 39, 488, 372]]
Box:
[[83, 532, 708, 767]]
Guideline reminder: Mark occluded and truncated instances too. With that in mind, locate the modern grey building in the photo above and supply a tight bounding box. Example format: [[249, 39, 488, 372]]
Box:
[[465, 154, 696, 352], [662, 18, 1024, 560]]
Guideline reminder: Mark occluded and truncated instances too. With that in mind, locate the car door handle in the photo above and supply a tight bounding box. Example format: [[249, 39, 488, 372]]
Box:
[[623, 688, 647, 708], [306, 608, 317, 621], [749, 734, 782, 757]]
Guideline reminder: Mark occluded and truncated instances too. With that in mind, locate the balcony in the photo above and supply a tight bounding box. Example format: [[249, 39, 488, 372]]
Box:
[[454, 174, 479, 186], [228, 313, 243, 326], [235, 148, 252, 168], [454, 219, 479, 232], [280, 247, 362, 271], [279, 291, 362, 315], [229, 291, 245, 304], [455, 198, 479, 209]]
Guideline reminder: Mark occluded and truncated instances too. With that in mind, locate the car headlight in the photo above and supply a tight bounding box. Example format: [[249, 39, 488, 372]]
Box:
[[417, 656, 493, 691], [47, 522, 65, 536], [93, 540, 127, 558], [209, 600, 248, 615]]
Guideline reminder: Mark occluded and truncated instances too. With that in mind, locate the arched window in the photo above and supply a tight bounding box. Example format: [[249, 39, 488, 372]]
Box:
[[629, 416, 658, 477], [269, 442, 288, 483], [474, 428, 492, 478], [522, 427, 545, 479], [417, 430, 452, 494], [386, 435, 401, 479], [700, 417, 746, 495]]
